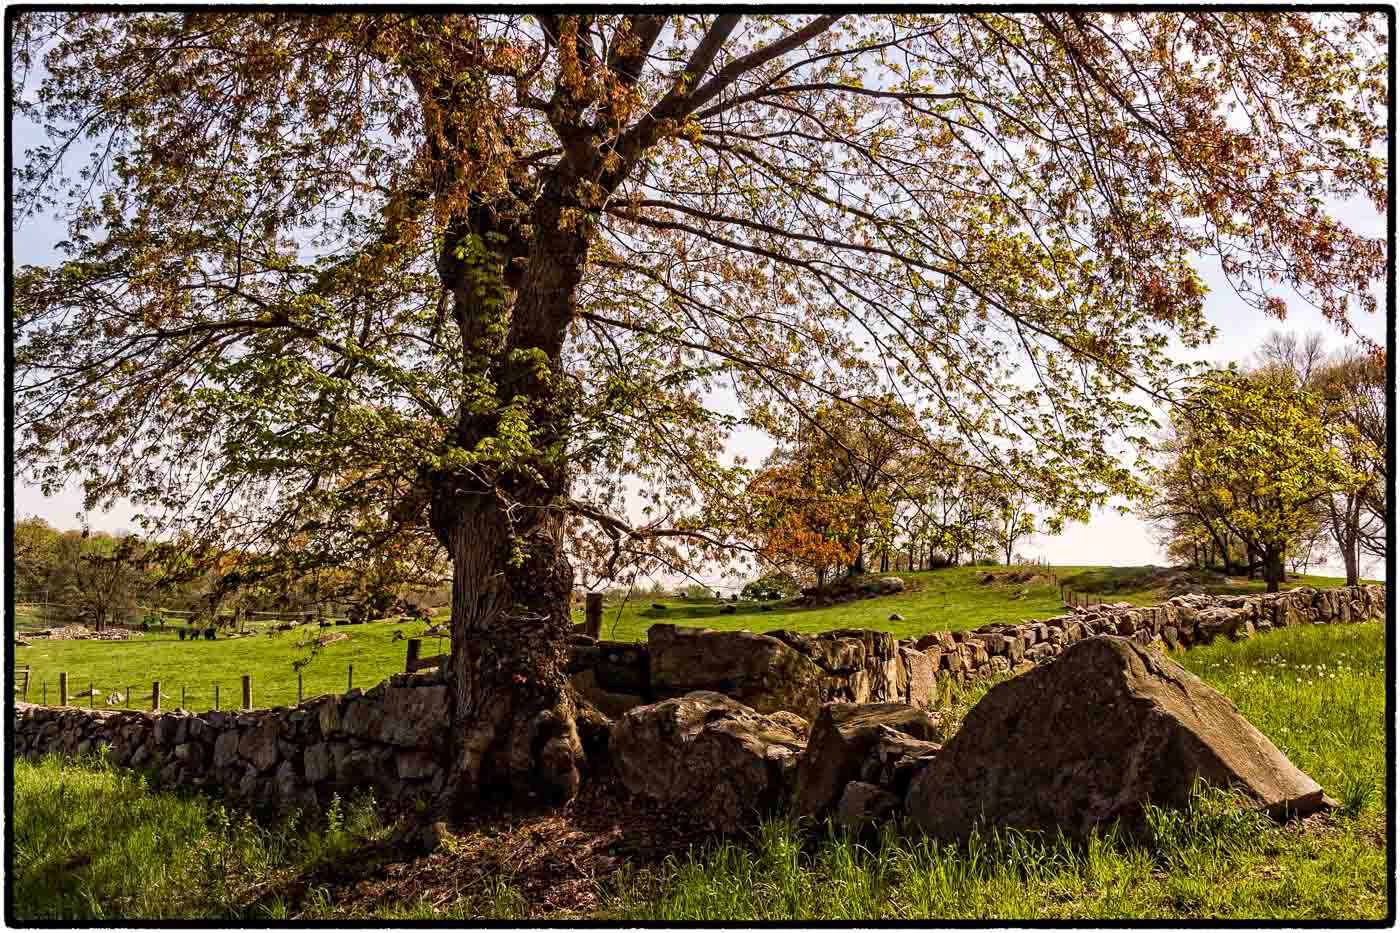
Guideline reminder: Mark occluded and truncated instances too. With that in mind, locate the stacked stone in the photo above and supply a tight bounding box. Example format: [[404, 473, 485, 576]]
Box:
[[13, 669, 451, 814], [17, 584, 1384, 813], [900, 583, 1384, 688], [563, 584, 1385, 719]]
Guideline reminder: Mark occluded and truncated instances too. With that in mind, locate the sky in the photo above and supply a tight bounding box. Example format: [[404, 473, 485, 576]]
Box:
[[7, 30, 1391, 583]]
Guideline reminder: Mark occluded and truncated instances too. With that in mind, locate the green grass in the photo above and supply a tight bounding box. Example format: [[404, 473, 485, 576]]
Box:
[[13, 619, 450, 712], [8, 753, 386, 923], [1057, 565, 1380, 605], [583, 564, 1364, 641], [588, 566, 1073, 642], [11, 620, 1387, 921], [13, 565, 1364, 710]]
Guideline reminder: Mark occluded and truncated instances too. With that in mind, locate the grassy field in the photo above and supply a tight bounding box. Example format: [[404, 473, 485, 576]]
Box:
[[9, 620, 1387, 921], [13, 565, 1368, 712], [578, 565, 1370, 642], [13, 619, 450, 712]]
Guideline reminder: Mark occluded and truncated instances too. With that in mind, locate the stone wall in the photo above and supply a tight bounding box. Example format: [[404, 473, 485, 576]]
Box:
[[13, 669, 451, 814], [14, 584, 1385, 813], [568, 584, 1387, 716]]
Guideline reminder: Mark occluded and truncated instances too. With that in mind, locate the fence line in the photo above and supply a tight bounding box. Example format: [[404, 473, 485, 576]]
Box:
[[15, 642, 445, 714]]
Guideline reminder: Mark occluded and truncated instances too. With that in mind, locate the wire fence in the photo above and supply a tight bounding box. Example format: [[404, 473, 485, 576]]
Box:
[[13, 638, 448, 713]]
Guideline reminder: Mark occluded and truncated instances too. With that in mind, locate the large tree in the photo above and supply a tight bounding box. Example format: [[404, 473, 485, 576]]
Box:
[[13, 13, 1385, 805]]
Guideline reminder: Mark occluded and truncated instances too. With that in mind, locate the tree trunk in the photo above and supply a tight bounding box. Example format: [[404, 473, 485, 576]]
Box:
[[1263, 546, 1285, 593], [430, 481, 580, 808], [1343, 532, 1360, 586], [429, 200, 593, 811]]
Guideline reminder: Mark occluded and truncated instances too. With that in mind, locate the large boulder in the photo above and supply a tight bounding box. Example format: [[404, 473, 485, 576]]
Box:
[[610, 691, 806, 832], [794, 702, 942, 818], [648, 625, 827, 718], [906, 636, 1333, 839]]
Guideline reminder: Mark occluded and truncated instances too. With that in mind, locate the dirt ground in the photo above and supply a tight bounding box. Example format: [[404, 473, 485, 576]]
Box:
[[253, 775, 717, 918]]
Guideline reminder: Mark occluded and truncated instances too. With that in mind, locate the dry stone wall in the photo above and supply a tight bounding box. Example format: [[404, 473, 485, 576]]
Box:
[[568, 584, 1387, 716], [13, 584, 1385, 814], [13, 669, 451, 814]]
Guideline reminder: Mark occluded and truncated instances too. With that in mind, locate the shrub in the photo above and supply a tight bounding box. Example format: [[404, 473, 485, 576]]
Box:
[[682, 583, 715, 600], [740, 571, 800, 601], [177, 628, 187, 641], [203, 627, 216, 641]]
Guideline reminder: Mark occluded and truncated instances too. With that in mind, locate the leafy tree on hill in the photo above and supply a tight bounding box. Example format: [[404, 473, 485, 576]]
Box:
[[52, 531, 150, 631], [1159, 370, 1366, 592], [14, 12, 1385, 806], [1252, 332, 1387, 585], [744, 456, 861, 588]]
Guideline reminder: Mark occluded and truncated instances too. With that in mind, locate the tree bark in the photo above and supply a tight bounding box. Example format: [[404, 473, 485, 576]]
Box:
[[1343, 532, 1360, 586], [430, 480, 580, 807], [1263, 546, 1286, 593]]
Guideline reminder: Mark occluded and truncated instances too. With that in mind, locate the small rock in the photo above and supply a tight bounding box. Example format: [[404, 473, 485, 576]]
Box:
[[795, 702, 941, 818], [611, 692, 806, 833], [768, 710, 811, 741], [889, 612, 905, 622], [834, 781, 901, 830]]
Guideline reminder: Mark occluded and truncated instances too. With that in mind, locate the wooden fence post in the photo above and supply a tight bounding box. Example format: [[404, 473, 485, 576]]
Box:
[[241, 674, 252, 710], [182, 685, 187, 709], [59, 672, 68, 707], [127, 685, 133, 709], [215, 685, 220, 710], [298, 672, 304, 704], [152, 681, 161, 711], [90, 681, 95, 709], [585, 593, 603, 639], [347, 664, 354, 692], [406, 638, 422, 673]]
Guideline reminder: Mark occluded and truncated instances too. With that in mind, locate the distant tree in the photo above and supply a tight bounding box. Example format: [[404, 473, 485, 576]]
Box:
[[1312, 347, 1387, 584], [52, 531, 149, 630], [12, 516, 59, 594], [744, 457, 860, 588], [740, 571, 800, 601], [1251, 333, 1385, 585], [992, 492, 1037, 567], [1164, 370, 1364, 592]]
